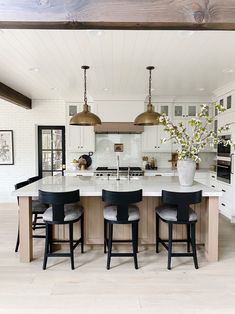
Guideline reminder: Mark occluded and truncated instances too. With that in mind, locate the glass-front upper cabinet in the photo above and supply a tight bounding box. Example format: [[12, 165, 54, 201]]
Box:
[[173, 104, 198, 119], [153, 103, 171, 117]]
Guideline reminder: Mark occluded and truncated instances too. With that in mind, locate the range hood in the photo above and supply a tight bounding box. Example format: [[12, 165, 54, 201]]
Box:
[[94, 122, 144, 134]]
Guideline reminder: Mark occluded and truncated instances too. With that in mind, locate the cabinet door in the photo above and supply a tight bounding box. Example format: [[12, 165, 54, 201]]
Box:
[[159, 104, 170, 116], [67, 124, 82, 151], [141, 126, 158, 152], [80, 126, 95, 152], [186, 104, 198, 118], [67, 103, 95, 152], [173, 104, 184, 119], [157, 125, 172, 152]]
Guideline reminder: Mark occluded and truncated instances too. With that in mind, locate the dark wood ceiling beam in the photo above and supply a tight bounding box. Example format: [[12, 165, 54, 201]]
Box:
[[0, 82, 32, 109], [0, 0, 235, 30]]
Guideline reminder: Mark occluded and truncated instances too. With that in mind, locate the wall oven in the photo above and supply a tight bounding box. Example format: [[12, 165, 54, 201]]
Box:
[[217, 159, 232, 184], [217, 135, 231, 157]]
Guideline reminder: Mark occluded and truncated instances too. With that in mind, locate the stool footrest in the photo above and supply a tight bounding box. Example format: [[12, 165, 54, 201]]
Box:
[[111, 253, 134, 257]]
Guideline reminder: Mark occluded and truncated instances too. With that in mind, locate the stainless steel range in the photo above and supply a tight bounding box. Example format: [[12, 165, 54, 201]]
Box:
[[94, 167, 144, 177]]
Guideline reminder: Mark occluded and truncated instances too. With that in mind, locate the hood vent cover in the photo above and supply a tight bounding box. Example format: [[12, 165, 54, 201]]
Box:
[[94, 122, 144, 134]]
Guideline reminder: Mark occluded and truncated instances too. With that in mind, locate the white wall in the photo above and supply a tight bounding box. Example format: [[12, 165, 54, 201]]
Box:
[[0, 99, 65, 202]]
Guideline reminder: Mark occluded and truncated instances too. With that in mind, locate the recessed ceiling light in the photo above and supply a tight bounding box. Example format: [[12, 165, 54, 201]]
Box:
[[197, 87, 205, 91], [223, 68, 234, 73], [103, 88, 109, 92], [29, 67, 39, 72]]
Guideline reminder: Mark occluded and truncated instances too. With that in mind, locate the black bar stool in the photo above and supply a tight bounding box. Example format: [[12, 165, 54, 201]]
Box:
[[102, 189, 142, 270], [39, 189, 84, 270], [155, 190, 202, 270], [28, 176, 46, 231], [15, 179, 48, 252]]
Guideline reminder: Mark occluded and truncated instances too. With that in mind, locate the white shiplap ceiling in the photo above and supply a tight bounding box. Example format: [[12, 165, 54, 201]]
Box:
[[0, 29, 235, 101]]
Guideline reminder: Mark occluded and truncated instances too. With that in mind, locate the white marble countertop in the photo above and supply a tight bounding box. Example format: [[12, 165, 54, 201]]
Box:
[[13, 175, 221, 198]]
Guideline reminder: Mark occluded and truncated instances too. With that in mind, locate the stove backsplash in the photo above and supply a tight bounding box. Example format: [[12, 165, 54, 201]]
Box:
[[93, 134, 142, 168]]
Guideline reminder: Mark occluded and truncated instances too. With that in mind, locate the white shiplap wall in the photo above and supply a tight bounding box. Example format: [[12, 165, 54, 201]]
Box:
[[0, 99, 66, 202]]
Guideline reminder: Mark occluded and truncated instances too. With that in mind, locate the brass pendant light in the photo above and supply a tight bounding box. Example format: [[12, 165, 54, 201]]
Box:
[[70, 65, 101, 126], [134, 66, 160, 126]]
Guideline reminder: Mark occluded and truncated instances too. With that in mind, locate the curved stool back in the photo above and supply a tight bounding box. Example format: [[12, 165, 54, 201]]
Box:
[[102, 189, 142, 270], [39, 189, 84, 270]]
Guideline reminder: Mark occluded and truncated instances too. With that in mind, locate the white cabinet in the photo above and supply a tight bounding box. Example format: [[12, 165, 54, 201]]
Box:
[[67, 124, 95, 152], [66, 104, 95, 152], [210, 171, 234, 220], [173, 104, 199, 119], [142, 104, 172, 152], [215, 93, 234, 117], [141, 125, 172, 152]]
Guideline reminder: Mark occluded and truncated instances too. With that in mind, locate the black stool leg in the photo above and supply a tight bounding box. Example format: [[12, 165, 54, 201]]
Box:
[[81, 214, 84, 253], [107, 223, 113, 270], [43, 223, 49, 270], [15, 228, 20, 252], [104, 219, 107, 254], [187, 224, 190, 253], [191, 223, 198, 269], [136, 222, 139, 253], [167, 223, 173, 270], [69, 223, 75, 270], [32, 213, 38, 230], [48, 224, 53, 254], [132, 222, 138, 269], [156, 214, 160, 253]]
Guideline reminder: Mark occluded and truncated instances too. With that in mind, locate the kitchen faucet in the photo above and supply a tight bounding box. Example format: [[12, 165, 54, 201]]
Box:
[[116, 154, 120, 180]]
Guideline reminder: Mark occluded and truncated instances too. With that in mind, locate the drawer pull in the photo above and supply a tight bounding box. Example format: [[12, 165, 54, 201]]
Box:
[[212, 175, 215, 178], [155, 174, 162, 176], [211, 185, 215, 188], [221, 203, 226, 207], [222, 189, 226, 192]]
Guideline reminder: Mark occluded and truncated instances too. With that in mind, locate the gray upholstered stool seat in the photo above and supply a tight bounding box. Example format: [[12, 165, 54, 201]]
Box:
[[104, 205, 139, 221], [43, 203, 84, 222], [156, 204, 197, 222], [32, 200, 48, 213]]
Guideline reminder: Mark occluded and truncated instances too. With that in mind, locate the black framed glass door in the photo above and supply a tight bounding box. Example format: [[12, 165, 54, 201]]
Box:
[[38, 126, 65, 178]]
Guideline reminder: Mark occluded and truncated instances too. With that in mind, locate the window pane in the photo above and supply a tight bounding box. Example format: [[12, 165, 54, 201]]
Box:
[[42, 171, 52, 178], [42, 151, 51, 170], [53, 172, 62, 176], [42, 130, 51, 149], [53, 151, 62, 170], [53, 130, 62, 149]]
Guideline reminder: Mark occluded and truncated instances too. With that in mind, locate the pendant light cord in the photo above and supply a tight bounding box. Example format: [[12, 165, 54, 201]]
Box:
[[84, 67, 87, 104], [149, 68, 152, 104]]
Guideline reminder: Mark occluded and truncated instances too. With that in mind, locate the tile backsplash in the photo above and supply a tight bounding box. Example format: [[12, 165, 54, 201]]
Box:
[[67, 133, 216, 169], [93, 134, 142, 167]]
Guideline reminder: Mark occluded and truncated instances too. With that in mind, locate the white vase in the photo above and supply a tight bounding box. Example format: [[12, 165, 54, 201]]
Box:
[[177, 159, 196, 186]]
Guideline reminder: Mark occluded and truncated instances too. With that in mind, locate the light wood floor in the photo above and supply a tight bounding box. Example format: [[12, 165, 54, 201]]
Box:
[[1, 203, 235, 314]]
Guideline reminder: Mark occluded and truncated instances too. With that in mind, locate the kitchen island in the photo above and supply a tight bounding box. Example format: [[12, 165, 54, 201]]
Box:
[[13, 176, 221, 263]]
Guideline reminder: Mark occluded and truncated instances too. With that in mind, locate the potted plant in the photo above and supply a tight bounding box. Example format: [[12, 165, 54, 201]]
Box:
[[159, 103, 233, 186]]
